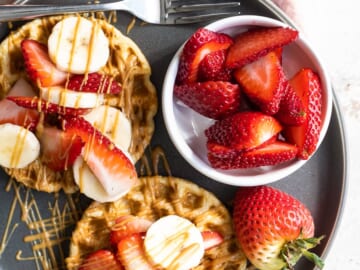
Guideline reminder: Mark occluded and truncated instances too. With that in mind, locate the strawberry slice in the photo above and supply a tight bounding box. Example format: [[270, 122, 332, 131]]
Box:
[[201, 231, 224, 250], [7, 96, 90, 116], [198, 50, 232, 82], [79, 249, 123, 270], [109, 215, 153, 247], [205, 111, 282, 151], [233, 50, 287, 115], [225, 27, 298, 69], [275, 81, 307, 125], [21, 39, 68, 87], [207, 141, 298, 169], [117, 234, 156, 270], [282, 68, 322, 159], [63, 117, 137, 197], [174, 81, 241, 119], [67, 73, 122, 94], [39, 127, 84, 171], [176, 28, 233, 84]]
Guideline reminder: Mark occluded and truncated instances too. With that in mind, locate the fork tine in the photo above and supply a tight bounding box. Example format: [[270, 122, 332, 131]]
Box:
[[168, 2, 241, 13]]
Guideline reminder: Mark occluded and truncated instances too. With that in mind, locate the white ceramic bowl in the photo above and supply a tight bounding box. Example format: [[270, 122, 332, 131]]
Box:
[[162, 15, 332, 186]]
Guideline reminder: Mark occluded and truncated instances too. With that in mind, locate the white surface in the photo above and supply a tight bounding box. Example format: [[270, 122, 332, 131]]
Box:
[[274, 0, 360, 269]]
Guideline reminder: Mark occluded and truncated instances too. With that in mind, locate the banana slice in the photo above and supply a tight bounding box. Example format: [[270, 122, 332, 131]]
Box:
[[144, 215, 205, 270], [82, 105, 132, 152], [0, 123, 40, 169], [48, 16, 109, 74], [40, 86, 103, 108]]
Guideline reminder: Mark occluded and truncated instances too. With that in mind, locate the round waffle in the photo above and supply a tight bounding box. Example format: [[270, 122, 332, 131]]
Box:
[[66, 175, 247, 269], [0, 15, 157, 193]]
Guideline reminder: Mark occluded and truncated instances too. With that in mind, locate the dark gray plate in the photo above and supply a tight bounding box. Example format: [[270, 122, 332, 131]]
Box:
[[0, 1, 347, 269]]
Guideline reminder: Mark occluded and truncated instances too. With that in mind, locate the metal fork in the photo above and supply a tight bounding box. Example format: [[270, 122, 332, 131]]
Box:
[[0, 0, 242, 24]]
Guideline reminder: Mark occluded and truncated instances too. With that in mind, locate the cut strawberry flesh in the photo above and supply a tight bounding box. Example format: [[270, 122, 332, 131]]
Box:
[[201, 231, 224, 250], [63, 117, 137, 197], [79, 249, 123, 270]]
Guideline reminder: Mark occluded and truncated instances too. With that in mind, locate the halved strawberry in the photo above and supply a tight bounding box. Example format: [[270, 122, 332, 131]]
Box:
[[225, 27, 298, 69], [7, 96, 90, 116], [205, 111, 282, 151], [176, 28, 233, 84], [79, 249, 123, 270], [275, 81, 307, 125], [63, 117, 137, 196], [21, 39, 68, 87], [117, 234, 156, 270], [207, 141, 298, 169], [198, 50, 232, 82], [282, 68, 322, 159], [174, 81, 241, 119], [67, 73, 122, 94], [39, 127, 84, 171], [201, 231, 224, 250], [109, 215, 153, 247], [233, 50, 287, 115]]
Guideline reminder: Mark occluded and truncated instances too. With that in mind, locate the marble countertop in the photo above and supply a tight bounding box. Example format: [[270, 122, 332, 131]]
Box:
[[274, 0, 360, 269]]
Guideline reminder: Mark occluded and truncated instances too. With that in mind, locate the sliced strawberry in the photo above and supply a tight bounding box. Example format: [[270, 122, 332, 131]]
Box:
[[233, 50, 287, 115], [282, 68, 322, 159], [39, 127, 84, 171], [275, 81, 307, 125], [63, 117, 137, 196], [117, 234, 155, 270], [21, 39, 68, 87], [67, 73, 122, 94], [174, 81, 241, 119], [207, 141, 298, 169], [110, 215, 153, 247], [201, 231, 224, 250], [79, 249, 123, 270], [205, 111, 282, 151], [176, 28, 233, 84], [7, 96, 90, 116], [225, 27, 298, 69], [198, 50, 232, 82]]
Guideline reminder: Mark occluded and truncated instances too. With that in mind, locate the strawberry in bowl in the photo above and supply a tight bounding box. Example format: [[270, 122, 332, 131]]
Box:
[[162, 15, 332, 186]]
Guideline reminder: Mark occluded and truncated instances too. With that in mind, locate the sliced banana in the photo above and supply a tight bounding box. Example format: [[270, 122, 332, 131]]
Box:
[[48, 16, 109, 74], [40, 86, 103, 108], [72, 157, 126, 203], [144, 215, 205, 270], [0, 123, 40, 169], [82, 105, 132, 152]]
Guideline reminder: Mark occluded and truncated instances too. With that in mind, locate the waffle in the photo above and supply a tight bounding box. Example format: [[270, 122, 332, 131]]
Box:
[[66, 175, 247, 269], [0, 15, 157, 193]]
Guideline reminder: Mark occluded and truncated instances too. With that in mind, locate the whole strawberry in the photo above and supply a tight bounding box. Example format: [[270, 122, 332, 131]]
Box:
[[233, 186, 324, 270]]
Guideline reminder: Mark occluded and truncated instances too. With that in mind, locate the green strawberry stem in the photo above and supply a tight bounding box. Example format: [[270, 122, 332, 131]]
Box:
[[280, 235, 325, 270]]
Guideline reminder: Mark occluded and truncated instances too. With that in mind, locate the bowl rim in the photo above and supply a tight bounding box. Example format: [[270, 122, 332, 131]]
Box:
[[162, 15, 333, 186]]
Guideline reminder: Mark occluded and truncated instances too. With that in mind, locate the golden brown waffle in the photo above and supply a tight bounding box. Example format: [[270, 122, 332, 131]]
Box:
[[0, 15, 157, 193], [66, 175, 247, 269]]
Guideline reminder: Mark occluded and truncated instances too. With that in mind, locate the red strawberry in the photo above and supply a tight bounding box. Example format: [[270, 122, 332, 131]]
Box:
[[282, 68, 322, 159], [109, 215, 153, 247], [201, 231, 224, 250], [39, 127, 84, 171], [233, 50, 287, 115], [174, 81, 241, 119], [67, 73, 122, 94], [21, 39, 67, 87], [79, 249, 123, 270], [225, 27, 298, 69], [7, 96, 90, 116], [207, 140, 297, 169], [198, 50, 232, 82], [176, 28, 233, 84], [233, 186, 324, 270], [117, 234, 156, 270], [63, 117, 137, 197], [205, 111, 282, 151], [275, 81, 307, 125]]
